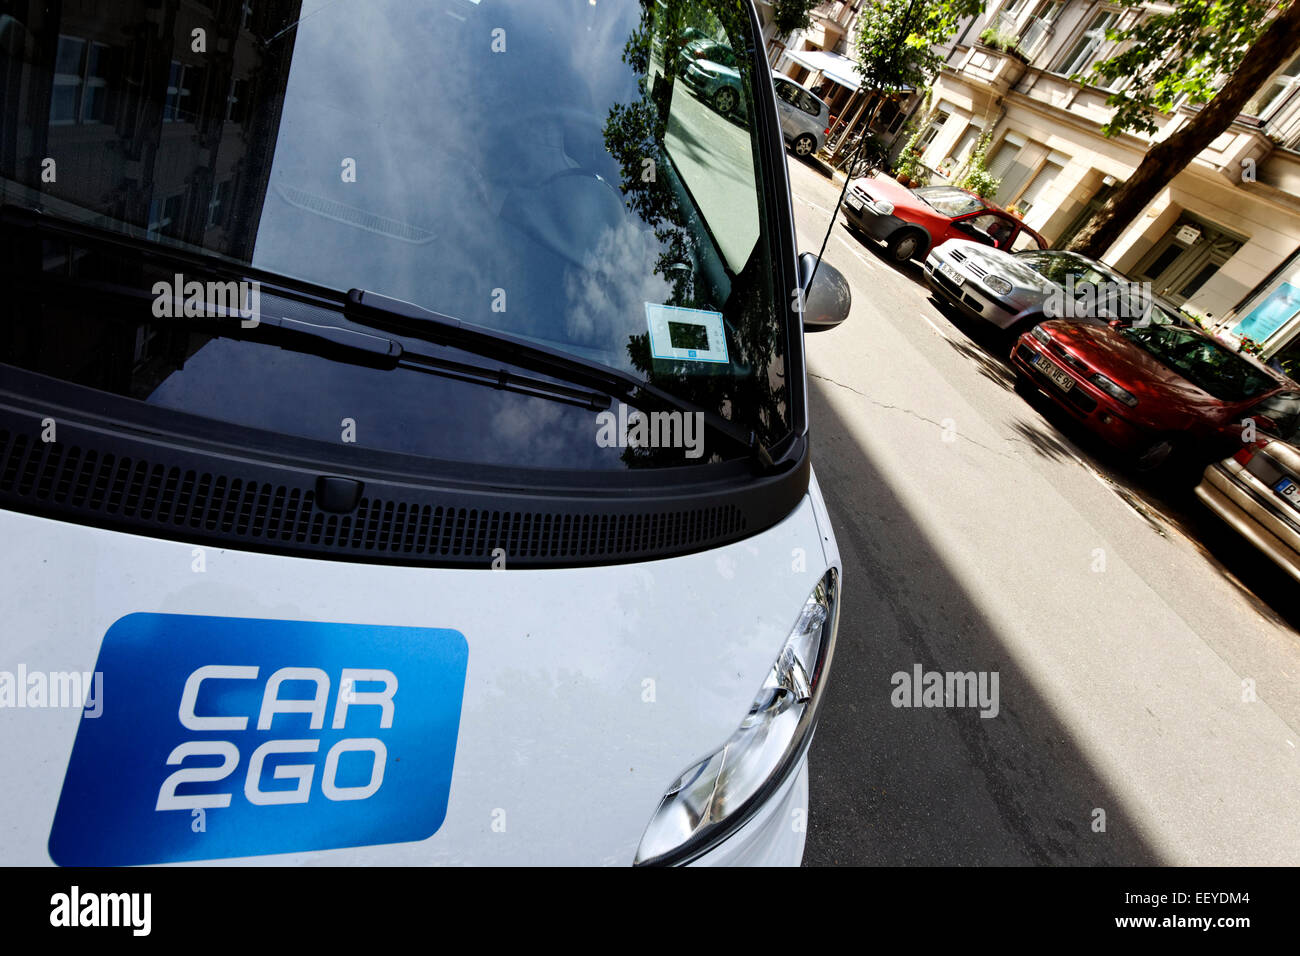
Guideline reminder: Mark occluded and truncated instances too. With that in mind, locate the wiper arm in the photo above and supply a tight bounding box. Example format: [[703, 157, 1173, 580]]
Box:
[[346, 289, 776, 469], [2, 206, 611, 412], [10, 270, 614, 415]]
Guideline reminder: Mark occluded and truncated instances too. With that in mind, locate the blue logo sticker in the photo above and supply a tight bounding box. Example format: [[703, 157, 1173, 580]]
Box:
[[49, 614, 468, 866]]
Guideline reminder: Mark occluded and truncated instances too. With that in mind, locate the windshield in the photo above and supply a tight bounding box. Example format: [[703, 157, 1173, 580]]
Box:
[[913, 187, 984, 218], [1121, 325, 1278, 402], [1014, 251, 1116, 286], [0, 0, 790, 470]]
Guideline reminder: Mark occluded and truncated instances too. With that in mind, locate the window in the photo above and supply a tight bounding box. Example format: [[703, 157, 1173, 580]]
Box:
[[1121, 325, 1276, 402], [1252, 392, 1300, 441], [1019, 0, 1064, 57], [946, 123, 982, 169], [49, 36, 115, 125], [1245, 50, 1300, 119], [1013, 155, 1066, 216], [208, 180, 231, 228], [164, 61, 194, 122], [50, 36, 86, 124], [147, 193, 184, 240], [988, 132, 1030, 203], [1054, 10, 1118, 78], [227, 78, 248, 123], [962, 212, 1017, 248], [919, 107, 951, 152], [914, 186, 985, 218]]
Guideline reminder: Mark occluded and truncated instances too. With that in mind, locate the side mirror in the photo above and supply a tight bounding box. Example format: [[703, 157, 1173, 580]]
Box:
[[798, 252, 851, 332]]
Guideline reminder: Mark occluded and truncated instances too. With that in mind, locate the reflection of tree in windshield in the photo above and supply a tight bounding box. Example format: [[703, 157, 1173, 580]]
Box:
[[603, 0, 787, 467]]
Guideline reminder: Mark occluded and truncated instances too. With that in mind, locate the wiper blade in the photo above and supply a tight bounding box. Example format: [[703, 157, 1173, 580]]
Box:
[[3, 206, 772, 463], [347, 289, 776, 469], [1, 209, 613, 412]]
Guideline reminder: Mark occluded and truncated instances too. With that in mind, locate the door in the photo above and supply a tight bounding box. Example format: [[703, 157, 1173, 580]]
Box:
[[1135, 215, 1244, 307]]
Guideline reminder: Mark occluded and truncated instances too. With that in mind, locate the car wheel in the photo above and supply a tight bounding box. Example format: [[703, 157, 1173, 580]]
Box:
[[712, 87, 737, 115], [1013, 375, 1038, 399], [887, 230, 924, 264], [793, 134, 816, 157]]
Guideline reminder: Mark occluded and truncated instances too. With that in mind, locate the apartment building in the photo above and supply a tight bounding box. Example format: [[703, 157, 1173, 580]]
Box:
[[919, 0, 1300, 371]]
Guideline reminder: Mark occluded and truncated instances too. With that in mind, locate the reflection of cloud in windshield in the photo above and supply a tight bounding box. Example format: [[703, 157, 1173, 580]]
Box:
[[251, 0, 653, 354], [563, 219, 673, 352]]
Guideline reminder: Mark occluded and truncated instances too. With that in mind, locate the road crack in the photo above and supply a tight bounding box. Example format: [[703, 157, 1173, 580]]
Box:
[[810, 372, 1020, 462]]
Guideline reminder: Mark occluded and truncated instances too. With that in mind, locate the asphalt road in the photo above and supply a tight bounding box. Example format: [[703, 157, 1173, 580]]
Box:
[[787, 156, 1300, 866]]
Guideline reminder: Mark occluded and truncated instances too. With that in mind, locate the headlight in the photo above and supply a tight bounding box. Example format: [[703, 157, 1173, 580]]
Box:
[[983, 276, 1012, 295], [633, 568, 840, 865], [871, 200, 894, 216], [1090, 373, 1138, 407], [1030, 324, 1052, 344]]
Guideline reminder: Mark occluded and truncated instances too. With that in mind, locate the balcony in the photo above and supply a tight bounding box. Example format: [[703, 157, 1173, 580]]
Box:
[[958, 43, 1028, 96]]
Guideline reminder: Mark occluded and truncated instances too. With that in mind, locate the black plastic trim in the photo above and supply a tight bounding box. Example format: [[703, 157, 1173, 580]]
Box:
[[0, 366, 809, 569]]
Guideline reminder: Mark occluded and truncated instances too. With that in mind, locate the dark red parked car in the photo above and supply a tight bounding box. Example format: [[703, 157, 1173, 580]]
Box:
[[1011, 318, 1300, 470], [843, 178, 1047, 264]]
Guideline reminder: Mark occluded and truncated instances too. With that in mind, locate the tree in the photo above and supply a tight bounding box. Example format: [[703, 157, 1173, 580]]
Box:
[[841, 0, 982, 164], [1065, 0, 1300, 259], [773, 0, 827, 35]]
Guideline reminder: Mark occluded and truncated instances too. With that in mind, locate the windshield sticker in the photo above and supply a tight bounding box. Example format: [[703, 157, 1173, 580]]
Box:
[[48, 613, 468, 866], [645, 303, 729, 364]]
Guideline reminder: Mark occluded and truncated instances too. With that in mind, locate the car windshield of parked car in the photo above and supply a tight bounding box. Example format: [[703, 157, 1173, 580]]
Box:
[[914, 187, 985, 218], [1122, 325, 1278, 402], [0, 0, 792, 469], [1014, 252, 1114, 287]]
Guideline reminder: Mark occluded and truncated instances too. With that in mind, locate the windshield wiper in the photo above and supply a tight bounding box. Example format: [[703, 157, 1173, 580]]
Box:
[[13, 269, 614, 412], [346, 289, 776, 469], [3, 206, 776, 465]]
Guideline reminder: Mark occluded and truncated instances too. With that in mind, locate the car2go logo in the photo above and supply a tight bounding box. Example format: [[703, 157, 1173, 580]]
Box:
[[49, 614, 469, 866]]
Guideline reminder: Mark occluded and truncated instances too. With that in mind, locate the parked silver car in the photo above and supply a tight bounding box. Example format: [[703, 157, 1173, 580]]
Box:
[[924, 241, 1180, 336], [1197, 433, 1300, 583], [773, 75, 831, 158]]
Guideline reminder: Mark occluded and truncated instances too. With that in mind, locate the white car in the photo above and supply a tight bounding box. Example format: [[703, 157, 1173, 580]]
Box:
[[0, 0, 848, 867]]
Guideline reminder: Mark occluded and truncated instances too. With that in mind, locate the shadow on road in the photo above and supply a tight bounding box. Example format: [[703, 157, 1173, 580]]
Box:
[[803, 375, 1163, 865]]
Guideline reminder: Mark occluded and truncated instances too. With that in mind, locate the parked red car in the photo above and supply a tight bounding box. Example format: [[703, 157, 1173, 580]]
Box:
[[843, 177, 1047, 264], [1012, 318, 1300, 470]]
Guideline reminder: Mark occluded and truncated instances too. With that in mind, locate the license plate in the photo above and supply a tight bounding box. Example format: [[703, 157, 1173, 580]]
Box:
[[1275, 477, 1300, 510], [938, 262, 965, 286], [1032, 353, 1074, 392], [847, 196, 864, 211]]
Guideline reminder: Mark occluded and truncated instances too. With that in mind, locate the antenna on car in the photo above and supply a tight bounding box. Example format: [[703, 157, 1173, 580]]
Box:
[[806, 137, 872, 291]]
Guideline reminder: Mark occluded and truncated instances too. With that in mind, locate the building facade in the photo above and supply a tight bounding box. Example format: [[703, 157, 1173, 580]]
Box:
[[920, 0, 1300, 372]]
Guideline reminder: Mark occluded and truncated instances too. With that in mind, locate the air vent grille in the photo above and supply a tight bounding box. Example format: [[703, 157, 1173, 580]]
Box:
[[0, 428, 748, 564]]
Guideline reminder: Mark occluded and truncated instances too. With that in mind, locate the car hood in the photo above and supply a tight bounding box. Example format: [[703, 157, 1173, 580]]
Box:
[[936, 240, 1058, 296], [692, 58, 739, 78], [850, 176, 930, 216], [0, 488, 835, 866], [1041, 320, 1225, 412]]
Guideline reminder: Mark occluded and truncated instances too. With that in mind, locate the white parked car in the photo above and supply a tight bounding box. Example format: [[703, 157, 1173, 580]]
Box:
[[0, 0, 849, 867]]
